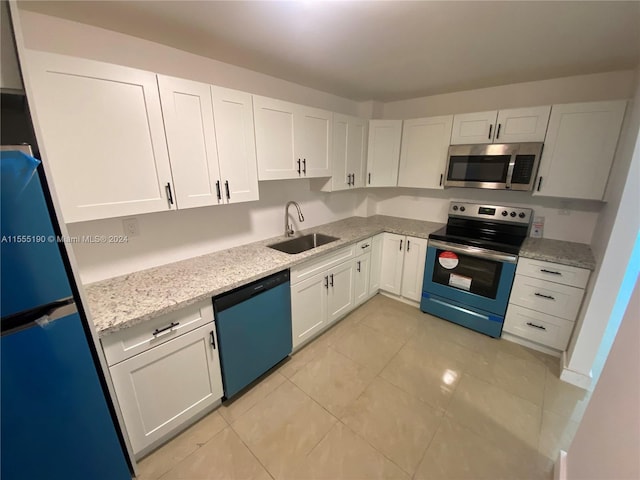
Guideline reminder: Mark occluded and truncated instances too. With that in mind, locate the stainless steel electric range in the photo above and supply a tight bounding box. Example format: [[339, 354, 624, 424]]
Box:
[[420, 202, 532, 338]]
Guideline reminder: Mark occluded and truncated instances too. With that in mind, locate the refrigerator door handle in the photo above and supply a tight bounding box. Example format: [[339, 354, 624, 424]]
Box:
[[2, 298, 75, 336]]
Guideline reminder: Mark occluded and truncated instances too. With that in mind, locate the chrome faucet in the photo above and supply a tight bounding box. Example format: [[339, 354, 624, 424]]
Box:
[[285, 201, 304, 237]]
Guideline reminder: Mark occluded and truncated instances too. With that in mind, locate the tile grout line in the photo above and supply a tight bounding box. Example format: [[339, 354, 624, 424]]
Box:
[[226, 423, 277, 480]]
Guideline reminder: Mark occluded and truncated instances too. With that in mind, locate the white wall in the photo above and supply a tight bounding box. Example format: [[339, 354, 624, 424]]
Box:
[[563, 72, 640, 382], [564, 279, 640, 480], [16, 10, 361, 115], [372, 188, 601, 244], [67, 180, 359, 284], [382, 70, 637, 119]]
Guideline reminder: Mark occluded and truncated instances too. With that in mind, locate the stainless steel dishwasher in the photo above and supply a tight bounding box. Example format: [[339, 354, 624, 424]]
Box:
[[213, 270, 292, 399]]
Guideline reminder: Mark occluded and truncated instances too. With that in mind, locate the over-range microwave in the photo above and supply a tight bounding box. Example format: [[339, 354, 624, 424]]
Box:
[[444, 143, 543, 191]]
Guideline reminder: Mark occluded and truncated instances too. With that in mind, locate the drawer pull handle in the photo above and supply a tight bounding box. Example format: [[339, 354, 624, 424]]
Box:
[[210, 331, 216, 349], [526, 322, 546, 331], [540, 269, 561, 275], [361, 244, 370, 249], [153, 321, 179, 337], [534, 292, 556, 301]]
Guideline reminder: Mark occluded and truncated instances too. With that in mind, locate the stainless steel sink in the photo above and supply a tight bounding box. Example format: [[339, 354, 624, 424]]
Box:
[[268, 233, 339, 254]]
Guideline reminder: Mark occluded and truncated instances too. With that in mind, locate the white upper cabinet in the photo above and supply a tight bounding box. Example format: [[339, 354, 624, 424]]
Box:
[[397, 115, 453, 189], [158, 76, 259, 207], [366, 120, 402, 187], [450, 110, 497, 145], [495, 106, 551, 143], [211, 86, 259, 204], [533, 100, 626, 200], [320, 113, 367, 191], [451, 106, 550, 145], [26, 51, 175, 223], [158, 75, 222, 209], [254, 96, 331, 180]]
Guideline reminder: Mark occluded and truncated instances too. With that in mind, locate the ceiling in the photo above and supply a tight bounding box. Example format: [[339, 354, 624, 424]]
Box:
[[18, 1, 640, 102]]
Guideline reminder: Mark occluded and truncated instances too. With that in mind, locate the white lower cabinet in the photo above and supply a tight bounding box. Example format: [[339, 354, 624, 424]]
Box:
[[368, 234, 383, 293], [291, 272, 330, 348], [504, 258, 590, 353], [354, 253, 371, 307], [104, 303, 223, 456], [327, 261, 356, 323], [379, 233, 428, 301]]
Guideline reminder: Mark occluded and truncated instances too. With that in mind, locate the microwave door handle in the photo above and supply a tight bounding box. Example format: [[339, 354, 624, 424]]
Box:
[[505, 153, 516, 190], [428, 239, 518, 264]]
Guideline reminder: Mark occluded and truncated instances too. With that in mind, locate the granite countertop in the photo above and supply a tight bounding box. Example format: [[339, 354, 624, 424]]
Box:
[[87, 215, 443, 337], [520, 237, 596, 270]]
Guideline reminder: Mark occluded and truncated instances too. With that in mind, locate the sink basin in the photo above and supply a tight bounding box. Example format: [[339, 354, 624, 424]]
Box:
[[268, 233, 340, 254]]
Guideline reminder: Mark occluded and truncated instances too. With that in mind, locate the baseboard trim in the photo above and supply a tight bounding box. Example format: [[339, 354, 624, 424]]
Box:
[[560, 351, 592, 389], [379, 291, 420, 308], [554, 450, 567, 480]]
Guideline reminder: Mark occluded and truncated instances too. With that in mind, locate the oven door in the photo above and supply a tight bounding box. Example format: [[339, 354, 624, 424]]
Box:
[[422, 239, 517, 316]]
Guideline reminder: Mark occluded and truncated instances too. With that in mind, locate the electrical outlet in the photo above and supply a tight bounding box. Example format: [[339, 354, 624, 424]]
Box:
[[122, 218, 139, 237], [531, 216, 544, 238]]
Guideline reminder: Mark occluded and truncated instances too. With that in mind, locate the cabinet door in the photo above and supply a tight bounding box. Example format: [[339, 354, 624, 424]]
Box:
[[450, 110, 497, 145], [400, 236, 428, 302], [158, 75, 222, 209], [366, 120, 402, 187], [397, 115, 453, 189], [212, 86, 259, 203], [330, 114, 350, 191], [347, 116, 368, 188], [291, 272, 328, 349], [533, 100, 626, 200], [494, 106, 551, 143], [379, 233, 405, 295], [369, 234, 383, 293], [327, 261, 355, 324], [27, 51, 175, 222], [253, 96, 297, 180], [354, 254, 371, 307], [109, 323, 223, 454], [295, 105, 331, 178]]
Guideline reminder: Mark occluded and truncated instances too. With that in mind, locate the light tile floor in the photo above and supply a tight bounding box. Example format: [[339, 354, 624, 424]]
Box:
[[136, 294, 591, 480]]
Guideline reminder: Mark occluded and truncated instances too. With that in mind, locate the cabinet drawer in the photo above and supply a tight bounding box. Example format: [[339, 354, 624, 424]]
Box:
[[504, 304, 574, 351], [510, 275, 584, 321], [101, 301, 214, 366], [290, 245, 355, 285], [109, 322, 223, 454], [516, 258, 590, 288], [356, 237, 373, 255]]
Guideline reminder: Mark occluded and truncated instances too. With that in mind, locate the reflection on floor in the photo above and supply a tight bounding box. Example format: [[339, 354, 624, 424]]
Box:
[[136, 294, 591, 480]]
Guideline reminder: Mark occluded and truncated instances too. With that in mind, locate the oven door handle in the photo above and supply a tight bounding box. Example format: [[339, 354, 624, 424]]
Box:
[[428, 239, 518, 264]]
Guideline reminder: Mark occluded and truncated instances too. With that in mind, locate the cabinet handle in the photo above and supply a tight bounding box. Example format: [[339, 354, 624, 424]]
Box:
[[347, 174, 351, 186], [488, 124, 493, 140], [407, 240, 411, 252], [496, 123, 501, 139], [165, 182, 174, 206], [368, 173, 371, 185], [526, 322, 546, 331], [534, 292, 556, 301], [350, 173, 355, 186], [210, 331, 216, 349], [303, 158, 307, 175], [540, 268, 561, 276], [225, 180, 230, 200], [399, 239, 403, 251], [361, 244, 370, 249], [215, 180, 221, 201], [153, 321, 179, 337], [537, 177, 543, 192], [330, 274, 334, 287], [297, 159, 301, 175], [357, 261, 361, 272], [324, 276, 329, 289], [439, 174, 443, 186]]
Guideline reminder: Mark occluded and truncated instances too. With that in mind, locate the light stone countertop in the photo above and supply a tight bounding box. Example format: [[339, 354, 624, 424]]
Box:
[[520, 237, 596, 270], [87, 215, 444, 337]]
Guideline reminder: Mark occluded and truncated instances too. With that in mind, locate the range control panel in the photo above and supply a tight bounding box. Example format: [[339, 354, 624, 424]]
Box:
[[449, 202, 533, 225]]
